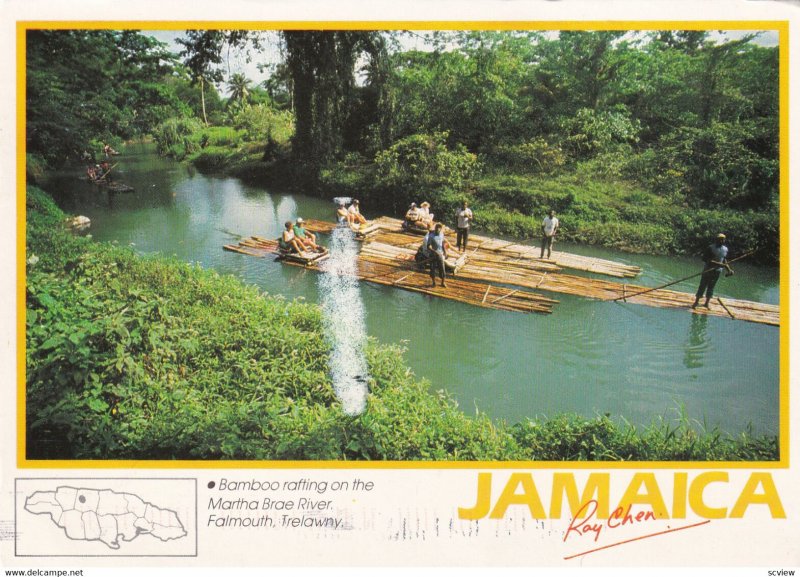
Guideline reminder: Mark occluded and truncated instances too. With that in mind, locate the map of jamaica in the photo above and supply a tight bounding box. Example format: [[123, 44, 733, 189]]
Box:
[[24, 486, 187, 550]]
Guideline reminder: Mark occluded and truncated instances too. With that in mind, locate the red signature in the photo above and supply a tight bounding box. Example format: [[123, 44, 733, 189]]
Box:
[[563, 500, 711, 560]]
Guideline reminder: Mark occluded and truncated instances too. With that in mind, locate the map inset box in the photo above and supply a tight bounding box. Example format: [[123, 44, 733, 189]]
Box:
[[15, 478, 197, 557]]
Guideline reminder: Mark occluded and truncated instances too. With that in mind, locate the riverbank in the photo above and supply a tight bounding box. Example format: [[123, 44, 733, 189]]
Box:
[[25, 185, 777, 461]]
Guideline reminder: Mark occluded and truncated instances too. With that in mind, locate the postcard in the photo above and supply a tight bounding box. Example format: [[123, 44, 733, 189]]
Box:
[[0, 0, 798, 573]]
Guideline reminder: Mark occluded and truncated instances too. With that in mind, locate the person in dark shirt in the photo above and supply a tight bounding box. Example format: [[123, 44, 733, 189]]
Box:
[[692, 233, 729, 309]]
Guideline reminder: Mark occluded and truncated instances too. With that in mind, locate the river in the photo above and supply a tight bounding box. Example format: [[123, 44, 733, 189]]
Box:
[[47, 143, 780, 436]]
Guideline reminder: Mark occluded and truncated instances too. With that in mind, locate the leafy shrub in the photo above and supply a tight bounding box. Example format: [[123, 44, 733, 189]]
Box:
[[489, 138, 566, 174], [200, 126, 245, 148], [190, 146, 237, 171], [26, 154, 49, 184], [232, 104, 295, 144], [374, 132, 479, 194], [559, 106, 640, 159], [152, 117, 203, 158]]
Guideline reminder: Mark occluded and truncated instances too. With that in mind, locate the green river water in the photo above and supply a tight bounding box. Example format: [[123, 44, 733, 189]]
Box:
[[47, 143, 781, 436]]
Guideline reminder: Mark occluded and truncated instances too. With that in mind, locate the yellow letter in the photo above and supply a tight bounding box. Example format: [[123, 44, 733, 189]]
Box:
[[489, 473, 546, 519], [672, 472, 688, 519], [458, 473, 492, 520], [550, 473, 610, 519], [616, 473, 669, 519], [730, 473, 786, 518], [689, 472, 729, 518]]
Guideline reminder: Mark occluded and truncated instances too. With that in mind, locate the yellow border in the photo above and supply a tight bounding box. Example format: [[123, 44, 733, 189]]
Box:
[[17, 20, 790, 470]]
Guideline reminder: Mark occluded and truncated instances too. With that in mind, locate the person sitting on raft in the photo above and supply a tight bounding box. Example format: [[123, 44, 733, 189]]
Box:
[[419, 201, 434, 226], [348, 199, 367, 225], [405, 203, 424, 227], [336, 202, 360, 231], [280, 220, 306, 254], [293, 218, 324, 252], [337, 203, 354, 224]]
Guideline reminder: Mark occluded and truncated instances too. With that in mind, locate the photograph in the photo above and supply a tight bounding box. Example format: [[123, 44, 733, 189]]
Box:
[[22, 25, 782, 464], [3, 0, 798, 570]]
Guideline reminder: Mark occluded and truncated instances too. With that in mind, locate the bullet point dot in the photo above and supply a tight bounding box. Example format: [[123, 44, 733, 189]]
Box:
[[207, 481, 215, 489]]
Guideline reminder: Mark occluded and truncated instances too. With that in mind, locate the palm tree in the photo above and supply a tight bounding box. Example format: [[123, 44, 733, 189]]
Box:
[[226, 73, 252, 110]]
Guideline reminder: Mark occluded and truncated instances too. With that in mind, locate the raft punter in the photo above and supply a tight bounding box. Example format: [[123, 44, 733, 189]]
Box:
[[426, 222, 448, 288], [692, 233, 730, 309], [540, 209, 559, 259]]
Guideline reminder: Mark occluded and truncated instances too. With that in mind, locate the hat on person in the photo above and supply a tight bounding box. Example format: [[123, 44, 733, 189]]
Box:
[[717, 233, 726, 239], [296, 217, 304, 224], [421, 201, 430, 207], [352, 199, 359, 205], [410, 202, 417, 207]]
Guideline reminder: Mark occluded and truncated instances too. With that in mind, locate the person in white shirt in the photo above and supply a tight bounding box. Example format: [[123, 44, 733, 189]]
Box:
[[419, 201, 434, 226], [540, 209, 559, 259], [405, 203, 422, 226], [455, 200, 473, 252], [348, 199, 367, 225]]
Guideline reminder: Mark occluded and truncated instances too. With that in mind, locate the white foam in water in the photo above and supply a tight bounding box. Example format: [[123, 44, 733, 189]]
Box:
[[318, 222, 370, 416]]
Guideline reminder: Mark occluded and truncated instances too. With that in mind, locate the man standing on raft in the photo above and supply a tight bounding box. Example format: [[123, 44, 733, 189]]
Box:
[[426, 222, 448, 288], [692, 233, 730, 309], [540, 209, 559, 259]]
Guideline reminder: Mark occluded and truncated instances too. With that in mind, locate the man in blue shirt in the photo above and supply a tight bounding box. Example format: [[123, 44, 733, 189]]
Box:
[[426, 223, 448, 288], [692, 233, 729, 309]]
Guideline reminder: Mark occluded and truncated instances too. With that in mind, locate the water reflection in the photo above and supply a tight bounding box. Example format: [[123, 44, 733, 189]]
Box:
[[683, 313, 709, 369]]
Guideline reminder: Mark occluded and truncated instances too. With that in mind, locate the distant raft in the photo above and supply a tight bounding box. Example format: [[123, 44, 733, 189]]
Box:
[[105, 182, 135, 193]]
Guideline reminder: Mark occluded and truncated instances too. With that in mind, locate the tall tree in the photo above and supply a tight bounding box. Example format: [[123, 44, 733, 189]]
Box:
[[226, 72, 252, 110], [177, 31, 226, 125], [282, 31, 388, 168], [26, 29, 184, 165]]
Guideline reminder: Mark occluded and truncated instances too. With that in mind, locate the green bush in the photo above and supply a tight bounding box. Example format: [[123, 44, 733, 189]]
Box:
[[488, 138, 566, 174], [190, 146, 238, 171], [200, 126, 245, 148], [232, 104, 295, 144], [374, 132, 479, 195], [152, 117, 204, 158]]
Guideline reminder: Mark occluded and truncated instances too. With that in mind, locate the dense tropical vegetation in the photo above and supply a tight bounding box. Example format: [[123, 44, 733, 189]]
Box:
[[27, 29, 779, 261], [25, 28, 781, 460]]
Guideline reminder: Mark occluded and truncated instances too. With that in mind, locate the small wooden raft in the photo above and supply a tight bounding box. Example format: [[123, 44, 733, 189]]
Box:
[[106, 182, 135, 193], [86, 179, 135, 193], [224, 236, 329, 265]]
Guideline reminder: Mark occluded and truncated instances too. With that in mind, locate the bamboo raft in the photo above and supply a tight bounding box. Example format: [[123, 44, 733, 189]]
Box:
[[224, 237, 330, 265], [358, 240, 777, 325], [223, 235, 555, 314], [226, 219, 778, 326]]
